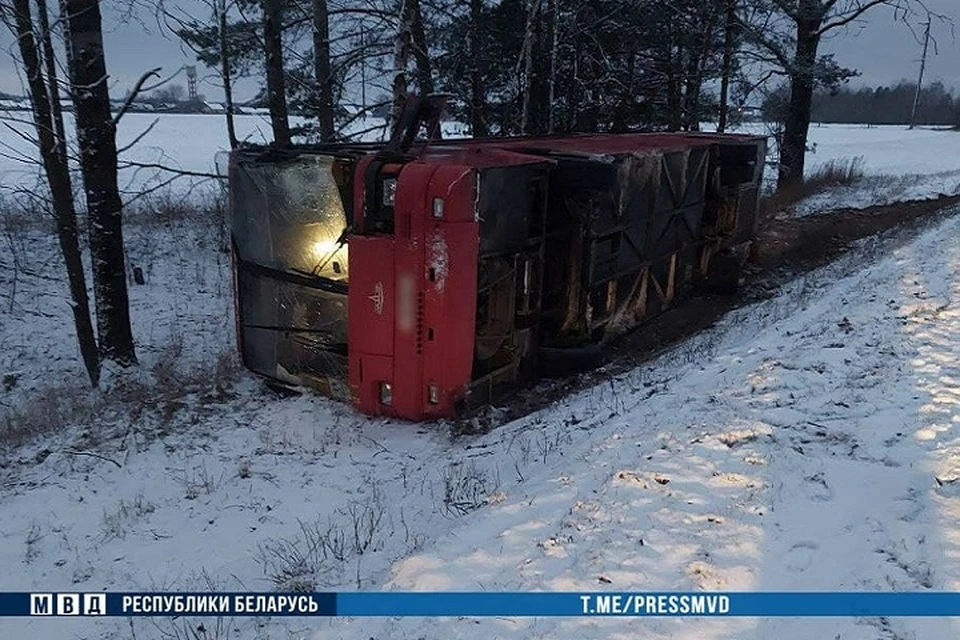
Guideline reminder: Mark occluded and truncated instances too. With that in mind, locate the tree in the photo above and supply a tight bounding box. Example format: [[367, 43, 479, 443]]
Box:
[[742, 0, 911, 189], [391, 0, 412, 125], [61, 0, 137, 366], [262, 0, 291, 145], [809, 80, 958, 125], [164, 0, 261, 149], [431, 0, 742, 136], [312, 0, 334, 140], [407, 0, 432, 97], [2, 0, 100, 386], [216, 0, 239, 147], [434, 0, 522, 135], [717, 0, 740, 132], [392, 0, 432, 126]]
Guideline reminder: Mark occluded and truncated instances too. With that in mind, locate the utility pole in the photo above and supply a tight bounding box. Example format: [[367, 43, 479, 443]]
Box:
[[909, 17, 931, 130]]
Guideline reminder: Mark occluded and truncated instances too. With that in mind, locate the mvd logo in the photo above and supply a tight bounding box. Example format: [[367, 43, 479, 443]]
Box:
[[30, 593, 106, 616]]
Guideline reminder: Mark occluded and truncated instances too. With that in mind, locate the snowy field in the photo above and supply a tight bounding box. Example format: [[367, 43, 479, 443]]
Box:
[[0, 111, 957, 211], [1, 116, 960, 639], [707, 121, 960, 214], [0, 112, 466, 201]]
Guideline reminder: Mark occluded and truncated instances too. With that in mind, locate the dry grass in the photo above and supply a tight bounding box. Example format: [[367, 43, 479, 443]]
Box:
[[0, 349, 241, 454], [259, 486, 387, 591], [0, 189, 237, 454], [762, 156, 866, 218]]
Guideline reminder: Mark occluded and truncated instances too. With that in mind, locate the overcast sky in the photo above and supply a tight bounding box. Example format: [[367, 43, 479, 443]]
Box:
[[1, 0, 958, 103]]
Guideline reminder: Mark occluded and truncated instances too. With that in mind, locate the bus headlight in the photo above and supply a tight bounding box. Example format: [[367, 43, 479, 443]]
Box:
[[379, 382, 393, 406]]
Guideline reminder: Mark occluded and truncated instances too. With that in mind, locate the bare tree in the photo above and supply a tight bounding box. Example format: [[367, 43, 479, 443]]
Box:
[[407, 0, 432, 96], [217, 0, 239, 147], [3, 0, 100, 385], [909, 16, 931, 129], [61, 0, 137, 366], [518, 0, 542, 134]]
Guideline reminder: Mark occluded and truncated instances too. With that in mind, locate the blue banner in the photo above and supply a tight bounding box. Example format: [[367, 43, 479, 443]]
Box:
[[5, 592, 960, 617]]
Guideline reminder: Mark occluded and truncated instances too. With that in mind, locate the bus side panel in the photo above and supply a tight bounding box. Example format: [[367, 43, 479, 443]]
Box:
[[392, 163, 439, 420], [421, 220, 480, 418]]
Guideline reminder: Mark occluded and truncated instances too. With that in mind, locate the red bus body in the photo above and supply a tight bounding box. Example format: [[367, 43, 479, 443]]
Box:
[[228, 132, 766, 421]]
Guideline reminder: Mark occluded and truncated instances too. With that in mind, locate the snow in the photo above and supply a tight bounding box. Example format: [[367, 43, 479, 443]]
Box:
[[1, 112, 955, 214], [794, 124, 960, 214], [4, 189, 960, 638], [0, 113, 273, 200], [0, 113, 466, 200], [713, 122, 960, 214], [3, 116, 960, 638]]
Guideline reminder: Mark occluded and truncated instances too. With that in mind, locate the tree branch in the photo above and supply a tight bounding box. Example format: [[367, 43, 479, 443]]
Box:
[[116, 160, 221, 180], [818, 0, 898, 36], [113, 67, 162, 125]]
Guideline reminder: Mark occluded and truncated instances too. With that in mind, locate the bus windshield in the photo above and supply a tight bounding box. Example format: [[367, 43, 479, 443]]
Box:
[[230, 152, 349, 282]]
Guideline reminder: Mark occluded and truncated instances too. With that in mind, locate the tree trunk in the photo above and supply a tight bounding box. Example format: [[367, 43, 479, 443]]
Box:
[[262, 0, 290, 146], [519, 0, 541, 134], [11, 0, 100, 386], [219, 0, 238, 148], [566, 38, 579, 131], [312, 0, 335, 141], [666, 54, 682, 130], [392, 0, 412, 126], [778, 15, 821, 189], [61, 0, 137, 366], [682, 54, 702, 131], [546, 0, 558, 134], [406, 0, 432, 97], [467, 0, 486, 136], [528, 0, 553, 134], [717, 0, 737, 132], [36, 0, 66, 147], [683, 8, 719, 132]]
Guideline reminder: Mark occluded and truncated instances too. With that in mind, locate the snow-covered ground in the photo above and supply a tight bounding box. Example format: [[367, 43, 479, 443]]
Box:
[[3, 189, 960, 638], [791, 124, 960, 215], [711, 122, 960, 214]]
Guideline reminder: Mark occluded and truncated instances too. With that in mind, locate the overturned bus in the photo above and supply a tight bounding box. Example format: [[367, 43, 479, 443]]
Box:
[[228, 100, 765, 421]]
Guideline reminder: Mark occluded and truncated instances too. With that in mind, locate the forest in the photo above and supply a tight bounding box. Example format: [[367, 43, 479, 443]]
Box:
[[809, 81, 959, 126]]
